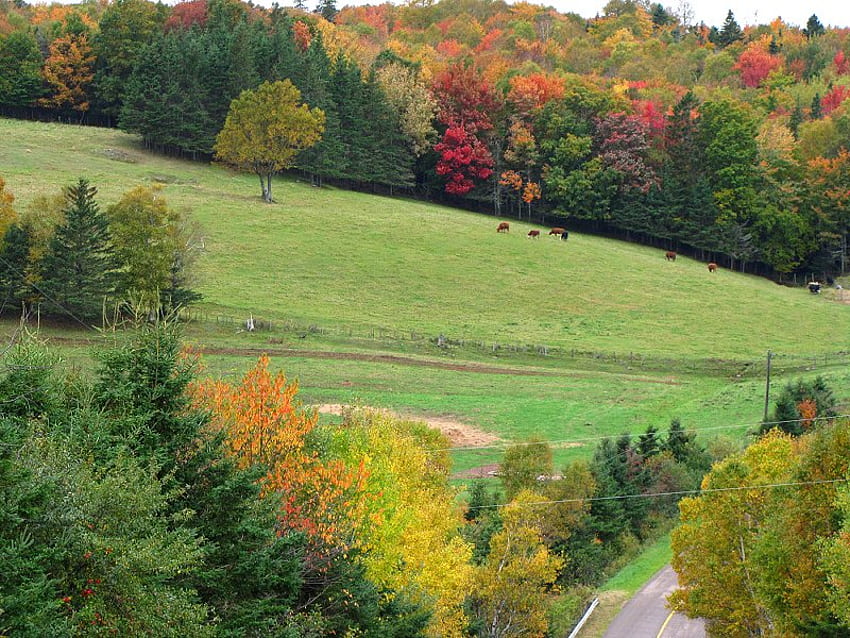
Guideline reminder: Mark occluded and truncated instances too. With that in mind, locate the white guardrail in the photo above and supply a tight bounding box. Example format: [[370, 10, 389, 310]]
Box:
[[568, 597, 600, 638]]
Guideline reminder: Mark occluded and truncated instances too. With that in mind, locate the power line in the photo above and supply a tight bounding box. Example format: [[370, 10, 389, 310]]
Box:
[[466, 477, 849, 510], [436, 414, 850, 454]]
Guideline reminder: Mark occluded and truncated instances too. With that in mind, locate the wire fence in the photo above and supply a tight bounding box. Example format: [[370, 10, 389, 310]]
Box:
[[178, 308, 850, 377]]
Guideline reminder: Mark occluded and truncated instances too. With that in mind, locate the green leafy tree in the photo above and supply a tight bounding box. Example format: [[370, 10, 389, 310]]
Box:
[[92, 0, 168, 120], [38, 178, 118, 321], [500, 440, 554, 500], [671, 431, 796, 635], [0, 30, 44, 107], [214, 79, 325, 202], [107, 185, 201, 312]]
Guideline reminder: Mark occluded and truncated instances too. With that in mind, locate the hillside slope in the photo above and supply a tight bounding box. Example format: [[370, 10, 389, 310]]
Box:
[[1, 117, 847, 360]]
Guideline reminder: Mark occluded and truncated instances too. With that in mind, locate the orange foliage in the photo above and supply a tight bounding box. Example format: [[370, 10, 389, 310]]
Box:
[[436, 38, 465, 58], [39, 34, 95, 112], [522, 180, 541, 203], [293, 20, 312, 52], [507, 72, 566, 116], [192, 356, 367, 557], [475, 28, 503, 53], [164, 0, 208, 30], [797, 399, 817, 431], [500, 169, 523, 190]]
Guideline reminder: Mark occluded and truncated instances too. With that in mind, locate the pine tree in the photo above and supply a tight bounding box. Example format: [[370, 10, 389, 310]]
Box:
[[803, 14, 824, 39], [0, 223, 33, 314], [38, 179, 118, 321], [713, 10, 743, 48]]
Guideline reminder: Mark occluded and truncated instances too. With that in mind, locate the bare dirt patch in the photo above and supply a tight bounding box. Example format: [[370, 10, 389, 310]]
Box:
[[313, 403, 502, 448]]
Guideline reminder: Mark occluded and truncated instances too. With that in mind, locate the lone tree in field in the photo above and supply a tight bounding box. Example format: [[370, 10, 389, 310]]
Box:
[[214, 80, 325, 203]]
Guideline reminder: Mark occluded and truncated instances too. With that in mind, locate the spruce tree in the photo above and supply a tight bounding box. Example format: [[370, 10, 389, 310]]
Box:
[[0, 223, 32, 315], [38, 179, 118, 321], [715, 10, 743, 48], [803, 14, 824, 39]]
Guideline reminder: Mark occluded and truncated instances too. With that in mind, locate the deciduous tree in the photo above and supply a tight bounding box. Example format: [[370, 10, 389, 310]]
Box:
[[214, 79, 325, 202]]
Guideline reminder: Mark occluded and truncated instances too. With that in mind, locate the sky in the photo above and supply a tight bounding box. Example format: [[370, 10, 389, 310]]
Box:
[[33, 0, 850, 30]]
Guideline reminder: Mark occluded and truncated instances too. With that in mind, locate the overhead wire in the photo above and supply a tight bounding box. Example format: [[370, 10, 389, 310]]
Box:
[[435, 413, 850, 453], [465, 477, 850, 510]]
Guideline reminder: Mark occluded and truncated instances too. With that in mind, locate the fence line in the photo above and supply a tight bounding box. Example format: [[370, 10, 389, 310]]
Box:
[[179, 309, 850, 376]]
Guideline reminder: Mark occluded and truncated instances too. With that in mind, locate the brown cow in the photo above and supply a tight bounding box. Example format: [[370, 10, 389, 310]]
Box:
[[549, 227, 566, 236], [665, 251, 677, 261], [497, 222, 510, 233], [527, 230, 540, 238], [708, 262, 718, 272]]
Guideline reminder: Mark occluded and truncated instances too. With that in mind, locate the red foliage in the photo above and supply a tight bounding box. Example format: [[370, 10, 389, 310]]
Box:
[[432, 62, 500, 132], [165, 0, 208, 30], [835, 51, 849, 76], [475, 28, 503, 53], [733, 46, 782, 88], [822, 85, 850, 115], [435, 125, 494, 195], [595, 112, 657, 193], [632, 99, 666, 138]]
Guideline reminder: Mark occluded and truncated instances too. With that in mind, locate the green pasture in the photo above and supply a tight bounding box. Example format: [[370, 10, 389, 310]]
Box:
[[2, 117, 850, 472]]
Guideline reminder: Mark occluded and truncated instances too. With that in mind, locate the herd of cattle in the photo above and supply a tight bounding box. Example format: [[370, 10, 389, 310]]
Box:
[[497, 221, 719, 272], [497, 221, 569, 241]]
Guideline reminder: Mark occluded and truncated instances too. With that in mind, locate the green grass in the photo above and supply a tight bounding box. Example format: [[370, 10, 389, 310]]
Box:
[[2, 117, 850, 473], [601, 533, 674, 596], [3, 118, 848, 362]]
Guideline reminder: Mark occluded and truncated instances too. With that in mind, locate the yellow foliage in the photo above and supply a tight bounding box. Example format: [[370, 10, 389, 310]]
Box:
[[333, 408, 473, 637], [0, 177, 18, 241]]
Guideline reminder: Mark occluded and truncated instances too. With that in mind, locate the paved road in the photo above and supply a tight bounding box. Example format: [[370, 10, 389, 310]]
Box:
[[603, 566, 705, 638]]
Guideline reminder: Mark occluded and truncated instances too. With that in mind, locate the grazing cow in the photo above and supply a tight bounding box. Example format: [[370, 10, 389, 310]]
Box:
[[561, 231, 569, 241], [527, 230, 540, 238], [497, 222, 510, 233], [708, 262, 718, 273], [549, 227, 566, 236], [665, 251, 677, 261]]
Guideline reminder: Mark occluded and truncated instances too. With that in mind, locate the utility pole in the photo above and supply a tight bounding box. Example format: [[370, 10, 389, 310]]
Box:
[[763, 350, 772, 422]]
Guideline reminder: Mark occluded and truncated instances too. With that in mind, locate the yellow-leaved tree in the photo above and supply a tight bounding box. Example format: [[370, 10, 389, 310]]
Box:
[[472, 489, 564, 638], [0, 176, 17, 239], [214, 80, 325, 203], [330, 407, 474, 638]]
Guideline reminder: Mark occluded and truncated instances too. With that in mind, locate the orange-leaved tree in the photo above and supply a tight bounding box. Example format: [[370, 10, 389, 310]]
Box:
[[192, 355, 367, 561]]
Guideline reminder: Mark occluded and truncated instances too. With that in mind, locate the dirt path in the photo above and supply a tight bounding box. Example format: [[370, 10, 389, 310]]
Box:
[[314, 403, 502, 448]]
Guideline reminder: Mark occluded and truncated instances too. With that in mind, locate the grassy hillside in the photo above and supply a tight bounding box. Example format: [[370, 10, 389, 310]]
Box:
[[2, 117, 849, 471], [3, 118, 847, 360]]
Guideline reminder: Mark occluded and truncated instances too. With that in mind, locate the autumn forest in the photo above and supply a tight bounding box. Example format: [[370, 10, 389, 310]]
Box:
[[3, 0, 850, 636], [1, 0, 850, 276]]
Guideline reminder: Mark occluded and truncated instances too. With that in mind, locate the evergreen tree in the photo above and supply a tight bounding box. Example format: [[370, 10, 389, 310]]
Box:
[[811, 93, 823, 119], [38, 179, 118, 321], [0, 223, 32, 314], [761, 377, 837, 436], [712, 10, 743, 48], [93, 324, 306, 633], [789, 104, 804, 139], [803, 14, 825, 39], [316, 0, 337, 21]]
